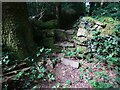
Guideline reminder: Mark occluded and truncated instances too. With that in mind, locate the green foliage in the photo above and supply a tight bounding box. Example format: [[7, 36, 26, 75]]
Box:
[[85, 33, 120, 66], [36, 47, 52, 58], [63, 49, 81, 58], [2, 55, 9, 65], [2, 47, 55, 89], [79, 74, 84, 79], [88, 80, 112, 88], [114, 77, 120, 85], [64, 50, 76, 57], [79, 67, 87, 79], [14, 71, 24, 80], [88, 67, 92, 73], [65, 80, 71, 85], [47, 73, 55, 81], [52, 82, 61, 88], [73, 5, 120, 88], [92, 3, 120, 19]]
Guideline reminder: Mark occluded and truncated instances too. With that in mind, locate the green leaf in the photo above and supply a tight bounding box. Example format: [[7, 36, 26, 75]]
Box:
[[16, 71, 24, 79], [36, 52, 40, 57], [38, 66, 46, 73], [114, 77, 120, 84], [56, 83, 60, 88], [37, 73, 44, 79], [40, 47, 44, 52], [52, 86, 56, 88], [88, 80, 112, 88], [45, 48, 52, 54], [65, 80, 71, 85], [80, 74, 84, 79], [88, 67, 92, 73], [31, 85, 37, 90], [47, 73, 55, 81]]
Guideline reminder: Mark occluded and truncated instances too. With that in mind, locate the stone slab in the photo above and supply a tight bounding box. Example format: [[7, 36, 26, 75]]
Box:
[[61, 58, 80, 68], [55, 41, 75, 48], [65, 30, 75, 35]]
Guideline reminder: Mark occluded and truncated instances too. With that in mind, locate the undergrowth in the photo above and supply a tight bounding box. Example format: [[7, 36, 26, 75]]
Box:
[[1, 47, 57, 89]]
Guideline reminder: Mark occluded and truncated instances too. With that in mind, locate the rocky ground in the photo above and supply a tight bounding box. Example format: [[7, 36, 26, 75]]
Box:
[[36, 53, 118, 88], [36, 17, 120, 88]]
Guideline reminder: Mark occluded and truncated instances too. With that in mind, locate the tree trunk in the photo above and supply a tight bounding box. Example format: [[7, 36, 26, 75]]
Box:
[[55, 2, 61, 28], [89, 2, 95, 16], [2, 2, 36, 59]]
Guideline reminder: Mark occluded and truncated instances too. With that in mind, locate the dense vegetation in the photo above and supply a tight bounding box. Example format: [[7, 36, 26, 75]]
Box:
[[1, 2, 120, 89]]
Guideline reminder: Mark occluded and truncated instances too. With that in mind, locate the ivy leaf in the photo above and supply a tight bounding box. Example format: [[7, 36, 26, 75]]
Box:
[[40, 47, 44, 52], [65, 80, 71, 85], [37, 73, 44, 79], [88, 67, 92, 73], [115, 77, 120, 84], [56, 83, 60, 88]]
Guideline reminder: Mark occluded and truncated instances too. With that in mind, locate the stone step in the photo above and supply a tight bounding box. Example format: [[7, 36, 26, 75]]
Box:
[[61, 58, 80, 68], [55, 41, 75, 48], [65, 29, 75, 35], [73, 40, 87, 46]]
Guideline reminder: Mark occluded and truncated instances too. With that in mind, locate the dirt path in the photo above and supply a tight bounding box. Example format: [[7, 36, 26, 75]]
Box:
[[36, 55, 118, 88], [55, 62, 90, 88]]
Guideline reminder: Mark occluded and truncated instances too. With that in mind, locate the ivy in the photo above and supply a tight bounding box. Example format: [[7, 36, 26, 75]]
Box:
[[2, 47, 55, 89], [88, 80, 112, 88]]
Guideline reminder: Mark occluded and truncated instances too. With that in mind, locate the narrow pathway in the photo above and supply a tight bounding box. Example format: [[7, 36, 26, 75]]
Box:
[[36, 53, 117, 88], [55, 62, 90, 88]]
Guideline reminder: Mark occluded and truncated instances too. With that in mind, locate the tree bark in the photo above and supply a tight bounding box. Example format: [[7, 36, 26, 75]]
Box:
[[55, 2, 61, 28], [89, 2, 95, 16], [2, 2, 36, 59]]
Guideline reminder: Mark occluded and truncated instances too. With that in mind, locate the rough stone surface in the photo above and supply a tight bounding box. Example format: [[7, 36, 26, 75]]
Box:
[[61, 58, 80, 68], [65, 29, 75, 35], [77, 28, 88, 37], [55, 41, 75, 48], [76, 45, 87, 53]]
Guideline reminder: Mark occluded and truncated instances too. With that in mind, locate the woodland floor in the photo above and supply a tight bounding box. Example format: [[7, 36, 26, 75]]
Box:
[[36, 53, 118, 88]]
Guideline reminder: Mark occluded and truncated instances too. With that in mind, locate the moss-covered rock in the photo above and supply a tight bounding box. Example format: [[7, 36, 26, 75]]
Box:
[[71, 16, 119, 56], [77, 16, 119, 38], [76, 45, 87, 53]]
